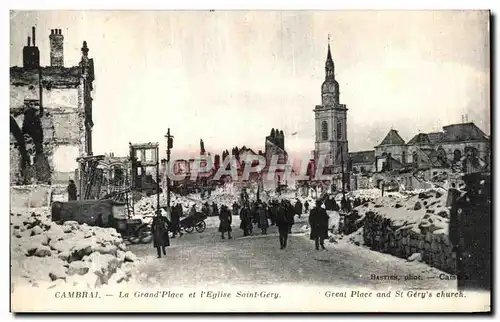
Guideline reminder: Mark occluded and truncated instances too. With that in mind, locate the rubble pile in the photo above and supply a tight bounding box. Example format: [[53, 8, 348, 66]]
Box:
[[344, 188, 454, 273], [11, 207, 138, 291], [133, 188, 241, 218]]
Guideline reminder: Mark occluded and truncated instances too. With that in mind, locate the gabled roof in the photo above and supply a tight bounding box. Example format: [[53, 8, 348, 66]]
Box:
[[238, 146, 258, 156], [407, 133, 432, 145], [419, 148, 447, 168], [376, 129, 406, 146], [426, 132, 444, 144], [440, 122, 489, 143], [349, 150, 375, 164]]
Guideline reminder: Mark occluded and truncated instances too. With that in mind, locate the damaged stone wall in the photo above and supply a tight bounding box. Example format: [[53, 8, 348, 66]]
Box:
[[363, 211, 456, 274], [10, 67, 88, 185]]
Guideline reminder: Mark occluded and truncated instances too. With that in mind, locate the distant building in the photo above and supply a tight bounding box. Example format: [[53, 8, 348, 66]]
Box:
[[349, 122, 490, 190], [99, 152, 131, 195], [10, 26, 95, 185]]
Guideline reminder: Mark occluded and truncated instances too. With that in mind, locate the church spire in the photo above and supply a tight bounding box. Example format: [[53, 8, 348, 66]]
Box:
[[325, 34, 334, 80]]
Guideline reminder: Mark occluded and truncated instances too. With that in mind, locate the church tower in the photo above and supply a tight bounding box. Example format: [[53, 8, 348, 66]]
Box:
[[313, 39, 349, 190]]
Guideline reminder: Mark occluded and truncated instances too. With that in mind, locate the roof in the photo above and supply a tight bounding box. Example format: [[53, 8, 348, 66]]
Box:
[[349, 150, 375, 164], [439, 122, 489, 143], [377, 129, 406, 146], [426, 132, 444, 144], [238, 146, 259, 156], [407, 133, 432, 145], [419, 147, 447, 168]]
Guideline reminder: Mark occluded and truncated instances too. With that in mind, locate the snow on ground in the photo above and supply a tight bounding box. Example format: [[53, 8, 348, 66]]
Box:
[[10, 207, 138, 293], [350, 188, 449, 233]]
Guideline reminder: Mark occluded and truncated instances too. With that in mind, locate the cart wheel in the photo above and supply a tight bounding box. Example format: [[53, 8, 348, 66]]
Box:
[[195, 221, 206, 233], [185, 226, 194, 233], [129, 236, 140, 244], [136, 225, 151, 239], [140, 234, 153, 244]]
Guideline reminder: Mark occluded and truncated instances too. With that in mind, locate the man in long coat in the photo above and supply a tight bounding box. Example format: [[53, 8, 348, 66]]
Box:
[[239, 204, 252, 236], [285, 201, 295, 234], [304, 200, 310, 213], [170, 204, 183, 238], [257, 204, 269, 234], [276, 203, 290, 249], [269, 201, 278, 225], [295, 199, 303, 218], [212, 202, 219, 217], [309, 200, 329, 250], [232, 202, 240, 217], [219, 205, 232, 239], [152, 213, 170, 258], [67, 180, 77, 201]]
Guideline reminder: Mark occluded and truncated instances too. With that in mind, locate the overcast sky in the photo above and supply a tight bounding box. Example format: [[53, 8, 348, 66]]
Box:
[[10, 10, 490, 159]]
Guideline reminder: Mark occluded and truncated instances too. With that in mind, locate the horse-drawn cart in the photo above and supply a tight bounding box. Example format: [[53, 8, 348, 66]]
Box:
[[180, 212, 207, 233]]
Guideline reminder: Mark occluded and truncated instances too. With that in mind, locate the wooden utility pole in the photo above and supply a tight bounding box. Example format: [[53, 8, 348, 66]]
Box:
[[156, 145, 160, 217], [165, 129, 174, 211]]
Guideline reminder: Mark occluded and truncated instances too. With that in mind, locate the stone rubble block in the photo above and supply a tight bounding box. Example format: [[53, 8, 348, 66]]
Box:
[[10, 206, 139, 290]]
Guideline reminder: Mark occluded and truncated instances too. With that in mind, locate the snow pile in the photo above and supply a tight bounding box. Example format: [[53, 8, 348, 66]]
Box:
[[343, 188, 449, 235], [348, 227, 364, 246], [346, 188, 406, 200], [11, 207, 138, 291], [342, 188, 455, 273]]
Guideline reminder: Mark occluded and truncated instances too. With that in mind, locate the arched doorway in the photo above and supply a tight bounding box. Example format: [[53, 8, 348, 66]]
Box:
[[453, 149, 462, 162]]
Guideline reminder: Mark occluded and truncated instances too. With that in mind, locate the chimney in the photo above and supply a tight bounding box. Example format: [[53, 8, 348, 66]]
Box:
[[22, 26, 40, 69], [49, 27, 64, 67], [32, 26, 36, 46]]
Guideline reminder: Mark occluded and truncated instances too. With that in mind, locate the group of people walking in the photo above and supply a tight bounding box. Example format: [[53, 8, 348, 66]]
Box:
[[233, 199, 302, 249], [151, 194, 357, 258]]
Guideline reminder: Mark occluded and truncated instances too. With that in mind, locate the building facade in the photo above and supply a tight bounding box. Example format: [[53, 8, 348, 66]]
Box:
[[313, 42, 349, 190], [10, 26, 95, 185], [349, 122, 490, 190]]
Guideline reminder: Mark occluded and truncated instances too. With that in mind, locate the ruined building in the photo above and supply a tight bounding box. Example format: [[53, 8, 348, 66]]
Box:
[[265, 128, 286, 163], [10, 27, 95, 185], [348, 122, 491, 190]]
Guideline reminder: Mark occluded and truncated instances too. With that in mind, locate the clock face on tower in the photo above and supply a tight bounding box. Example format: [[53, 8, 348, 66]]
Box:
[[322, 94, 333, 105]]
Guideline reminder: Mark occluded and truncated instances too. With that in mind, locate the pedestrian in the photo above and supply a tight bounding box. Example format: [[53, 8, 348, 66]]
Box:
[[232, 202, 240, 217], [67, 179, 77, 201], [295, 198, 303, 218], [201, 202, 209, 216], [257, 204, 269, 234], [189, 204, 197, 217], [152, 213, 170, 258], [285, 201, 295, 234], [309, 200, 329, 250], [239, 204, 251, 236], [304, 200, 310, 213], [219, 205, 232, 239], [332, 199, 339, 212], [276, 203, 290, 249], [171, 204, 183, 238], [212, 202, 219, 217], [269, 201, 277, 225]]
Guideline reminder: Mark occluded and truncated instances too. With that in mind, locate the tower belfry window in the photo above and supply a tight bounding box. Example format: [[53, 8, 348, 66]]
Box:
[[321, 121, 328, 141], [336, 121, 342, 140]]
